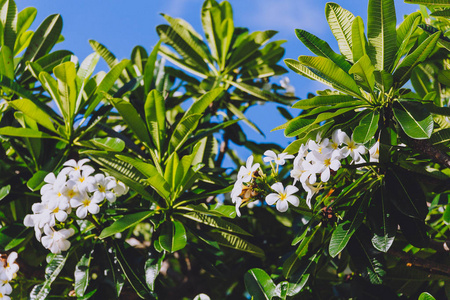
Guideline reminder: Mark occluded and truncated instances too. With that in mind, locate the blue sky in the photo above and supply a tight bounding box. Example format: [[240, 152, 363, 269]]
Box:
[[16, 0, 419, 151]]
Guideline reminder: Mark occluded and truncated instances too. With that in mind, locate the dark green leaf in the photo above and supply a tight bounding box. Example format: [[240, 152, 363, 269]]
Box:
[[244, 268, 278, 300], [392, 100, 433, 139], [353, 110, 380, 143], [159, 220, 187, 252], [100, 211, 155, 239]]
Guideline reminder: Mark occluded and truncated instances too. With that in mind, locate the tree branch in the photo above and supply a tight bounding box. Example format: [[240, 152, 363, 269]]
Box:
[[410, 139, 450, 169], [388, 248, 450, 276]]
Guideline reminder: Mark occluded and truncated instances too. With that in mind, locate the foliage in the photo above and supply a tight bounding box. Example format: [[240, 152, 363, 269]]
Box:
[[0, 0, 449, 299]]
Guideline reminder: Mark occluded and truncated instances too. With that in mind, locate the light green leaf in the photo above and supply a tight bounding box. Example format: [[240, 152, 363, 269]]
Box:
[[393, 31, 440, 87], [0, 45, 14, 79], [18, 14, 62, 74], [292, 95, 356, 109], [20, 50, 73, 83], [9, 99, 59, 133], [169, 113, 202, 152], [145, 251, 165, 291], [182, 212, 251, 236], [201, 0, 221, 61], [349, 54, 375, 93], [352, 16, 367, 62], [100, 211, 155, 239], [297, 56, 362, 97], [33, 252, 70, 300], [54, 61, 78, 125], [295, 29, 351, 72], [418, 292, 436, 300], [367, 0, 397, 71], [244, 268, 277, 300], [159, 220, 187, 252], [0, 185, 10, 201], [353, 111, 380, 143], [395, 12, 421, 65], [207, 231, 264, 257], [91, 137, 125, 152], [109, 97, 151, 146], [145, 89, 166, 154], [392, 100, 433, 139], [0, 126, 58, 139], [227, 79, 288, 104], [16, 7, 36, 36], [144, 41, 160, 94], [325, 3, 354, 61]]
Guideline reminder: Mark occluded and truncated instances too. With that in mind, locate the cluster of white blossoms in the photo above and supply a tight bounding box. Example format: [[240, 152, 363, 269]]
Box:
[[0, 252, 19, 300], [24, 159, 129, 254], [231, 129, 380, 216]]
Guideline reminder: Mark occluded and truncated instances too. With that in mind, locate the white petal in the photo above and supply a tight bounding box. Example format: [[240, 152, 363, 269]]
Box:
[[246, 155, 254, 169], [76, 207, 88, 219], [276, 200, 289, 212], [286, 195, 299, 207], [265, 193, 279, 205], [330, 159, 341, 171], [321, 168, 331, 182], [271, 182, 285, 194], [63, 159, 77, 167], [285, 185, 299, 196], [43, 172, 56, 184]]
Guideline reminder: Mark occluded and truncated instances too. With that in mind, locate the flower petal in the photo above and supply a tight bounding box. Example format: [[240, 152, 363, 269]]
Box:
[[285, 185, 299, 196], [265, 193, 279, 205], [276, 200, 289, 212], [286, 195, 299, 207], [271, 182, 284, 194]]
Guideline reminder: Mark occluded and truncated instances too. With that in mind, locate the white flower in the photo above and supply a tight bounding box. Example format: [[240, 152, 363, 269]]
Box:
[[369, 140, 380, 163], [23, 214, 44, 241], [41, 225, 75, 254], [328, 129, 348, 159], [0, 252, 19, 282], [69, 168, 96, 193], [237, 155, 260, 183], [0, 283, 12, 300], [231, 180, 243, 203], [60, 159, 93, 177], [301, 181, 320, 209], [113, 179, 128, 197], [70, 191, 102, 219], [290, 157, 316, 185], [93, 174, 117, 202], [310, 151, 341, 182], [263, 150, 294, 166], [234, 197, 242, 217], [342, 134, 367, 164], [306, 138, 332, 161], [265, 182, 299, 212]]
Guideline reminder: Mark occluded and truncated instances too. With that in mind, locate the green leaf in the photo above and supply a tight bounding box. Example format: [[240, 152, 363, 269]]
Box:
[[325, 3, 355, 61], [392, 100, 433, 139], [226, 102, 265, 136], [367, 0, 397, 71], [89, 40, 119, 70], [244, 268, 278, 300], [145, 89, 166, 154], [227, 80, 286, 103], [329, 194, 371, 258], [27, 170, 48, 191], [353, 110, 380, 143], [430, 128, 450, 145], [405, 0, 450, 4], [368, 188, 396, 252], [418, 292, 436, 300], [159, 219, 187, 252], [1, 0, 17, 51], [394, 12, 421, 70], [386, 167, 428, 220], [181, 212, 251, 236], [33, 252, 70, 300], [100, 211, 155, 239], [16, 7, 36, 36], [430, 9, 450, 16], [201, 0, 221, 61], [349, 54, 375, 93], [207, 231, 264, 257], [53, 61, 78, 125], [77, 52, 100, 85], [0, 126, 57, 139], [292, 95, 356, 109], [144, 41, 160, 94], [298, 56, 361, 96], [0, 45, 14, 79], [74, 252, 92, 297], [295, 29, 351, 72], [18, 14, 62, 74], [20, 50, 73, 83], [114, 241, 155, 299], [169, 113, 202, 152], [352, 16, 367, 62], [9, 99, 59, 133], [109, 97, 151, 146], [0, 185, 10, 201], [84, 59, 130, 117], [145, 250, 165, 291], [91, 137, 125, 152], [393, 31, 440, 87]]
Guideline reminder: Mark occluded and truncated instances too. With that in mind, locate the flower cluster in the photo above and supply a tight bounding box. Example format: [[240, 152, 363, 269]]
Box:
[[0, 252, 19, 300], [24, 159, 129, 254], [232, 129, 380, 216]]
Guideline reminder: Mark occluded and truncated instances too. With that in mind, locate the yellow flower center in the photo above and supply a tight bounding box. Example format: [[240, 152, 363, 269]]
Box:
[[57, 192, 62, 197], [53, 207, 59, 213], [68, 190, 76, 198], [324, 158, 331, 166], [348, 141, 356, 151], [79, 177, 85, 183], [98, 186, 106, 193], [279, 193, 287, 201], [82, 198, 91, 207], [332, 143, 338, 150]]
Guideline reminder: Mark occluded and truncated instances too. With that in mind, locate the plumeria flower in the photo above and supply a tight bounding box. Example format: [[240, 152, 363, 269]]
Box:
[[306, 138, 332, 161], [41, 226, 75, 254], [310, 151, 341, 182], [0, 252, 19, 282], [71, 190, 102, 219], [369, 140, 380, 163], [328, 129, 348, 159], [301, 181, 320, 209], [41, 172, 68, 202], [342, 134, 367, 164], [234, 197, 243, 217], [69, 168, 96, 193], [290, 157, 315, 185], [263, 150, 294, 166], [265, 182, 299, 212], [237, 155, 260, 183], [231, 180, 243, 203], [113, 179, 129, 197], [0, 283, 12, 300], [60, 159, 94, 177], [93, 174, 117, 202], [23, 214, 44, 241]]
